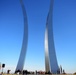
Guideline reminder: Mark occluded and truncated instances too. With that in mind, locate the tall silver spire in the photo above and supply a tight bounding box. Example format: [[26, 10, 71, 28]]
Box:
[[15, 0, 28, 72], [45, 0, 59, 73]]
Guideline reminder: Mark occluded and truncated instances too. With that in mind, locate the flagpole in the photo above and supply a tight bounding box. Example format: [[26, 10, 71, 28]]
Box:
[[0, 62, 1, 74]]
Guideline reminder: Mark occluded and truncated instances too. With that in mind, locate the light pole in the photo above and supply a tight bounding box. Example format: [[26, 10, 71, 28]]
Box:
[[2, 64, 5, 74]]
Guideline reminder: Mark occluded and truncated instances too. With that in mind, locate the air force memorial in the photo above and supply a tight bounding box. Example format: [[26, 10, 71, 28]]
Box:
[[15, 0, 28, 73], [15, 0, 60, 74], [45, 0, 59, 74]]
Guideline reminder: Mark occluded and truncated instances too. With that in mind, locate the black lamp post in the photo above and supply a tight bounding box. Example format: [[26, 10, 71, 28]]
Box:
[[2, 64, 5, 74]]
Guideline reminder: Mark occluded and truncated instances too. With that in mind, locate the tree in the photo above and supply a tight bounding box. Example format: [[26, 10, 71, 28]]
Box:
[[7, 70, 11, 74]]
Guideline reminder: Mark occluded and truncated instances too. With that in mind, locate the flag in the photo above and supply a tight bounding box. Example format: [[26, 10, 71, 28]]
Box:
[[0, 63, 1, 70]]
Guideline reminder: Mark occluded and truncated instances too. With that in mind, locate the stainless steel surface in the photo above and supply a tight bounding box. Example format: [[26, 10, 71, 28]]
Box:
[[16, 0, 28, 72], [45, 0, 59, 73]]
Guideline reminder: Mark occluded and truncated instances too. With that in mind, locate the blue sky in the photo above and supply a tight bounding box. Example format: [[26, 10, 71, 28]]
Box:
[[0, 0, 76, 73]]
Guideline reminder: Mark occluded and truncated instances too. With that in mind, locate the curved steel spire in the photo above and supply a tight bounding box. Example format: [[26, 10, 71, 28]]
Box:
[[45, 0, 59, 73], [15, 0, 28, 72]]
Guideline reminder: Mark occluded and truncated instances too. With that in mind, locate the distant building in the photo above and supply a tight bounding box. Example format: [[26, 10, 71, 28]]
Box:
[[60, 65, 62, 74], [63, 69, 65, 74], [45, 0, 59, 74]]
